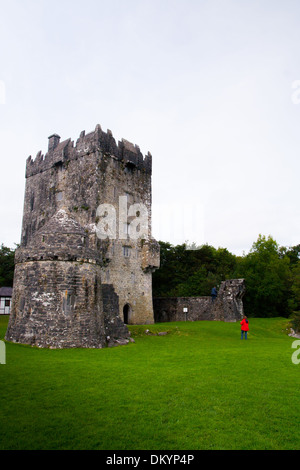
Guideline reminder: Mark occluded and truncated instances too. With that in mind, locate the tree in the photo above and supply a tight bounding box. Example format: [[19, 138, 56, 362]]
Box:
[[152, 242, 236, 298], [236, 235, 292, 317], [289, 261, 300, 332], [291, 261, 300, 311], [169, 267, 218, 297], [0, 244, 16, 287], [153, 235, 298, 319], [214, 247, 237, 279], [152, 242, 189, 296], [284, 244, 300, 265]]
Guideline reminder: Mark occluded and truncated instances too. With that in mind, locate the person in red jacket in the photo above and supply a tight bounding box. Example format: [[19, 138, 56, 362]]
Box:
[[240, 316, 249, 339]]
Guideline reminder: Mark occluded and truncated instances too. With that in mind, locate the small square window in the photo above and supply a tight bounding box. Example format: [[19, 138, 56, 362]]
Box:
[[56, 191, 63, 202], [123, 246, 131, 257]]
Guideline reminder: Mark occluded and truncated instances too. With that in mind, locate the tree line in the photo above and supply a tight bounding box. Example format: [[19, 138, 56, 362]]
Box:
[[152, 235, 300, 324]]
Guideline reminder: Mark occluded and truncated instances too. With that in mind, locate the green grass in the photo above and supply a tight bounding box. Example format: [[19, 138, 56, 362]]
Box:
[[0, 315, 299, 450]]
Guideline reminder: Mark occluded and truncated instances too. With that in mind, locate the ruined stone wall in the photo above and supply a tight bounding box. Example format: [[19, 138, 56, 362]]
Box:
[[153, 296, 212, 322], [154, 279, 245, 323], [212, 279, 245, 322]]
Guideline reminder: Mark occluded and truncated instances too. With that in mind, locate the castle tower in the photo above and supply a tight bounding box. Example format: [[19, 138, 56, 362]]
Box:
[[5, 124, 160, 348]]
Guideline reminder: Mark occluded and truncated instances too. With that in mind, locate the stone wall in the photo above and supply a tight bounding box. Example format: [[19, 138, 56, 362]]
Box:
[[6, 260, 105, 348], [154, 279, 245, 323], [101, 284, 129, 344]]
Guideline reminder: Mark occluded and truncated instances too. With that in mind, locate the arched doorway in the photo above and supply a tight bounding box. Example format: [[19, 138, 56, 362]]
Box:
[[123, 304, 131, 324]]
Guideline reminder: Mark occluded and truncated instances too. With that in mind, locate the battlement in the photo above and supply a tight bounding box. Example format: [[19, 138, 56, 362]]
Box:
[[26, 124, 152, 178]]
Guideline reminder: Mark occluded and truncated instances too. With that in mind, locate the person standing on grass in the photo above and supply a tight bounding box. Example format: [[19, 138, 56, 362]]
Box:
[[240, 315, 249, 339]]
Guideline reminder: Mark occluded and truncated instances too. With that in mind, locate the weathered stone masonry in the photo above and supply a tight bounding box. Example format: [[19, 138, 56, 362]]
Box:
[[5, 124, 160, 348], [154, 279, 246, 323]]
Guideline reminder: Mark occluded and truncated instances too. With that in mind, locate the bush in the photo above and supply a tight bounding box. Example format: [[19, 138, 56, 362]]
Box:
[[290, 311, 300, 333]]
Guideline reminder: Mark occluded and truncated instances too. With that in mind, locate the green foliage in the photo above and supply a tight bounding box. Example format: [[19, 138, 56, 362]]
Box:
[[152, 242, 237, 298], [0, 244, 16, 287], [280, 244, 300, 265], [291, 260, 300, 310], [290, 311, 300, 333], [289, 261, 300, 332], [153, 234, 300, 320], [152, 242, 190, 296], [235, 235, 292, 318]]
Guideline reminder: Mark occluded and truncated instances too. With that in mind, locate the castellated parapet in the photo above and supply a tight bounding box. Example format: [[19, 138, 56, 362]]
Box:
[[6, 124, 160, 348]]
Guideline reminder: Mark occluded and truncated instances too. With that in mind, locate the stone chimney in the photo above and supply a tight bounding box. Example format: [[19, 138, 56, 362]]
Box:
[[48, 134, 61, 151]]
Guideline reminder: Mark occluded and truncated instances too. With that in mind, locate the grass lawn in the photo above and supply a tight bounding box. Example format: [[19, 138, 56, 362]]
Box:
[[0, 315, 299, 450]]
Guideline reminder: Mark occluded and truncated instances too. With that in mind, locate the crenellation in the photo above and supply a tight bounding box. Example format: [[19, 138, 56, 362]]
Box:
[[122, 138, 138, 154], [26, 139, 73, 177], [25, 126, 152, 179], [34, 150, 44, 163]]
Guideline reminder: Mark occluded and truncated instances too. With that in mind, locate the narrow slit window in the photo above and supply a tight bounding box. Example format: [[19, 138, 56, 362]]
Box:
[[123, 246, 131, 257]]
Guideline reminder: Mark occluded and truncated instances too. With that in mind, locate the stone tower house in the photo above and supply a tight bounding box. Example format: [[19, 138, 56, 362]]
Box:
[[5, 124, 160, 348]]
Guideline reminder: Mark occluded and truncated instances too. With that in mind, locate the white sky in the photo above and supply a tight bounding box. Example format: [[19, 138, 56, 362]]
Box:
[[1, 0, 300, 255]]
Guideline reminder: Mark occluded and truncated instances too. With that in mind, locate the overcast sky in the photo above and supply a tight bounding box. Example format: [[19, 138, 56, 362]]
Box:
[[1, 0, 300, 255]]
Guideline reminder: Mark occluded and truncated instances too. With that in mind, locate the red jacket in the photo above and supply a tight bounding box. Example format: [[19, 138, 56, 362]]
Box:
[[240, 318, 249, 331]]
